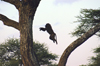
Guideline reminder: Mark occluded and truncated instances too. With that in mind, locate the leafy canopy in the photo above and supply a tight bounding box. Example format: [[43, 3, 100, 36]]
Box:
[[0, 38, 58, 66], [71, 8, 100, 37]]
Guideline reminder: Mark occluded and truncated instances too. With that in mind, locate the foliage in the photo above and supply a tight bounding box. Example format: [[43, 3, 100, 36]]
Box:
[[0, 38, 58, 66], [71, 8, 100, 37], [80, 46, 100, 66], [80, 65, 87, 66], [71, 8, 100, 66], [0, 38, 21, 66], [33, 41, 58, 65]]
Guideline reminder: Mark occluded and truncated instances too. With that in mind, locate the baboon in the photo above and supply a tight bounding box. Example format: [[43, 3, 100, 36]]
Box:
[[39, 23, 58, 44]]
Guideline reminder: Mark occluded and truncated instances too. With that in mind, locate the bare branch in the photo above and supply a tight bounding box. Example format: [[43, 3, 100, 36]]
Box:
[[1, 0, 20, 9], [58, 22, 100, 66], [0, 14, 20, 30]]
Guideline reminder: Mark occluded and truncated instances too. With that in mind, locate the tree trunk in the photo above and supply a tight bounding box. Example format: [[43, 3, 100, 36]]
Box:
[[19, 1, 40, 66], [0, 0, 41, 66], [20, 16, 39, 66], [19, 14, 39, 66], [58, 22, 100, 66]]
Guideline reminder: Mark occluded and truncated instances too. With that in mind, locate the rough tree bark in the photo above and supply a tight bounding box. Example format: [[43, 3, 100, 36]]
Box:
[[58, 22, 100, 66], [0, 0, 41, 66]]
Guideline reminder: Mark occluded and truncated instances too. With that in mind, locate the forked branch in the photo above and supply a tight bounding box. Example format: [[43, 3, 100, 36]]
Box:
[[0, 14, 20, 30], [1, 0, 20, 9]]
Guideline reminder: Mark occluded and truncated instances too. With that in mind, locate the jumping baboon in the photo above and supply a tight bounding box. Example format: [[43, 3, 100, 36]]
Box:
[[39, 23, 58, 44]]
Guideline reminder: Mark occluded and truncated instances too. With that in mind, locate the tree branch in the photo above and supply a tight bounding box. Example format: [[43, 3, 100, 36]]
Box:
[[1, 0, 20, 9], [58, 22, 100, 66], [0, 14, 20, 30]]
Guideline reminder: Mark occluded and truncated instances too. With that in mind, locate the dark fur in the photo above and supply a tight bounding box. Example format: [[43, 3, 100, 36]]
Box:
[[40, 23, 58, 44]]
